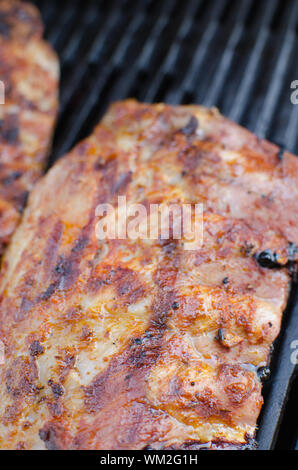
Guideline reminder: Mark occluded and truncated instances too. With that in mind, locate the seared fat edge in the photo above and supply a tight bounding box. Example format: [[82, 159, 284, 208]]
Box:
[[0, 100, 296, 450], [0, 0, 59, 256]]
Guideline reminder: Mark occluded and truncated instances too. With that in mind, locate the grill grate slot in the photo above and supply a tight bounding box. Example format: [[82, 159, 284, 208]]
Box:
[[31, 0, 298, 449], [201, 0, 254, 108], [46, 0, 77, 48], [274, 374, 298, 449], [254, 0, 298, 138], [228, 0, 280, 123], [143, 0, 202, 102], [166, 0, 229, 104]]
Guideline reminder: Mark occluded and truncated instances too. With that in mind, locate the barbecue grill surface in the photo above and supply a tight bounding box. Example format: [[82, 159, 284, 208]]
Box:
[[32, 0, 298, 450]]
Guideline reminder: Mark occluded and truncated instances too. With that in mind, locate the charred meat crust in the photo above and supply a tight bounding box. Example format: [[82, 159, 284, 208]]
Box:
[[0, 100, 297, 449], [0, 0, 43, 41], [0, 0, 59, 257]]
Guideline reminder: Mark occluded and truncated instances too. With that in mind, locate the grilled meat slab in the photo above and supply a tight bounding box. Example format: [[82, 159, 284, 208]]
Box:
[[0, 100, 297, 450], [0, 0, 59, 256]]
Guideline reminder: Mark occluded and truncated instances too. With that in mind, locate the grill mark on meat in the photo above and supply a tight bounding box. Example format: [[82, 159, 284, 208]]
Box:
[[13, 190, 29, 213], [178, 145, 204, 174], [39, 159, 134, 304], [2, 403, 22, 425], [48, 380, 64, 398], [3, 355, 42, 426], [83, 251, 179, 413], [180, 116, 198, 136], [39, 160, 120, 302], [0, 1, 43, 41], [47, 400, 64, 419], [14, 297, 34, 322], [88, 266, 146, 306], [29, 340, 44, 357], [5, 356, 38, 398], [0, 114, 19, 144], [39, 222, 93, 301], [42, 220, 63, 281], [112, 171, 132, 195], [0, 171, 22, 187], [74, 241, 181, 449], [0, 12, 10, 38], [39, 423, 67, 450]]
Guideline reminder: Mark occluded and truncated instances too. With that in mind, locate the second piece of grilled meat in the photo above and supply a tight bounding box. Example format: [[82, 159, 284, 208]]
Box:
[[0, 100, 297, 449], [0, 0, 59, 256]]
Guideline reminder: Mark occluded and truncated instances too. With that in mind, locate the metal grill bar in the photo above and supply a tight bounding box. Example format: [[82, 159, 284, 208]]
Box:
[[38, 0, 57, 30], [143, 0, 200, 102], [285, 102, 298, 153], [229, 0, 279, 122], [106, 0, 181, 103], [166, 0, 228, 104], [255, 1, 298, 138], [32, 0, 298, 449], [46, 0, 76, 48], [60, 1, 119, 110], [60, 3, 98, 63], [202, 0, 254, 108], [132, 2, 174, 72]]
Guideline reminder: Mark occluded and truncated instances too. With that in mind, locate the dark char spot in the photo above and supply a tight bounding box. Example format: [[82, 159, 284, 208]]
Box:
[[277, 146, 285, 162], [71, 236, 89, 253], [1, 171, 22, 186], [0, 13, 10, 38], [15, 190, 29, 213], [180, 116, 198, 136], [257, 366, 271, 382], [39, 425, 62, 450], [217, 328, 224, 343], [40, 282, 58, 301], [112, 171, 132, 195], [48, 380, 64, 398], [29, 341, 44, 357], [0, 116, 19, 144], [255, 249, 280, 269]]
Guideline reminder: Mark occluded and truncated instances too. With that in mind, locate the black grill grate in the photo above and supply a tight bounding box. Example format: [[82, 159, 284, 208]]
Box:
[[33, 0, 298, 450]]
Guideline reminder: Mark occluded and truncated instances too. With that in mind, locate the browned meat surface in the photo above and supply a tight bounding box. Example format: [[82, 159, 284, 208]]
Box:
[[0, 100, 297, 449], [0, 0, 59, 256]]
